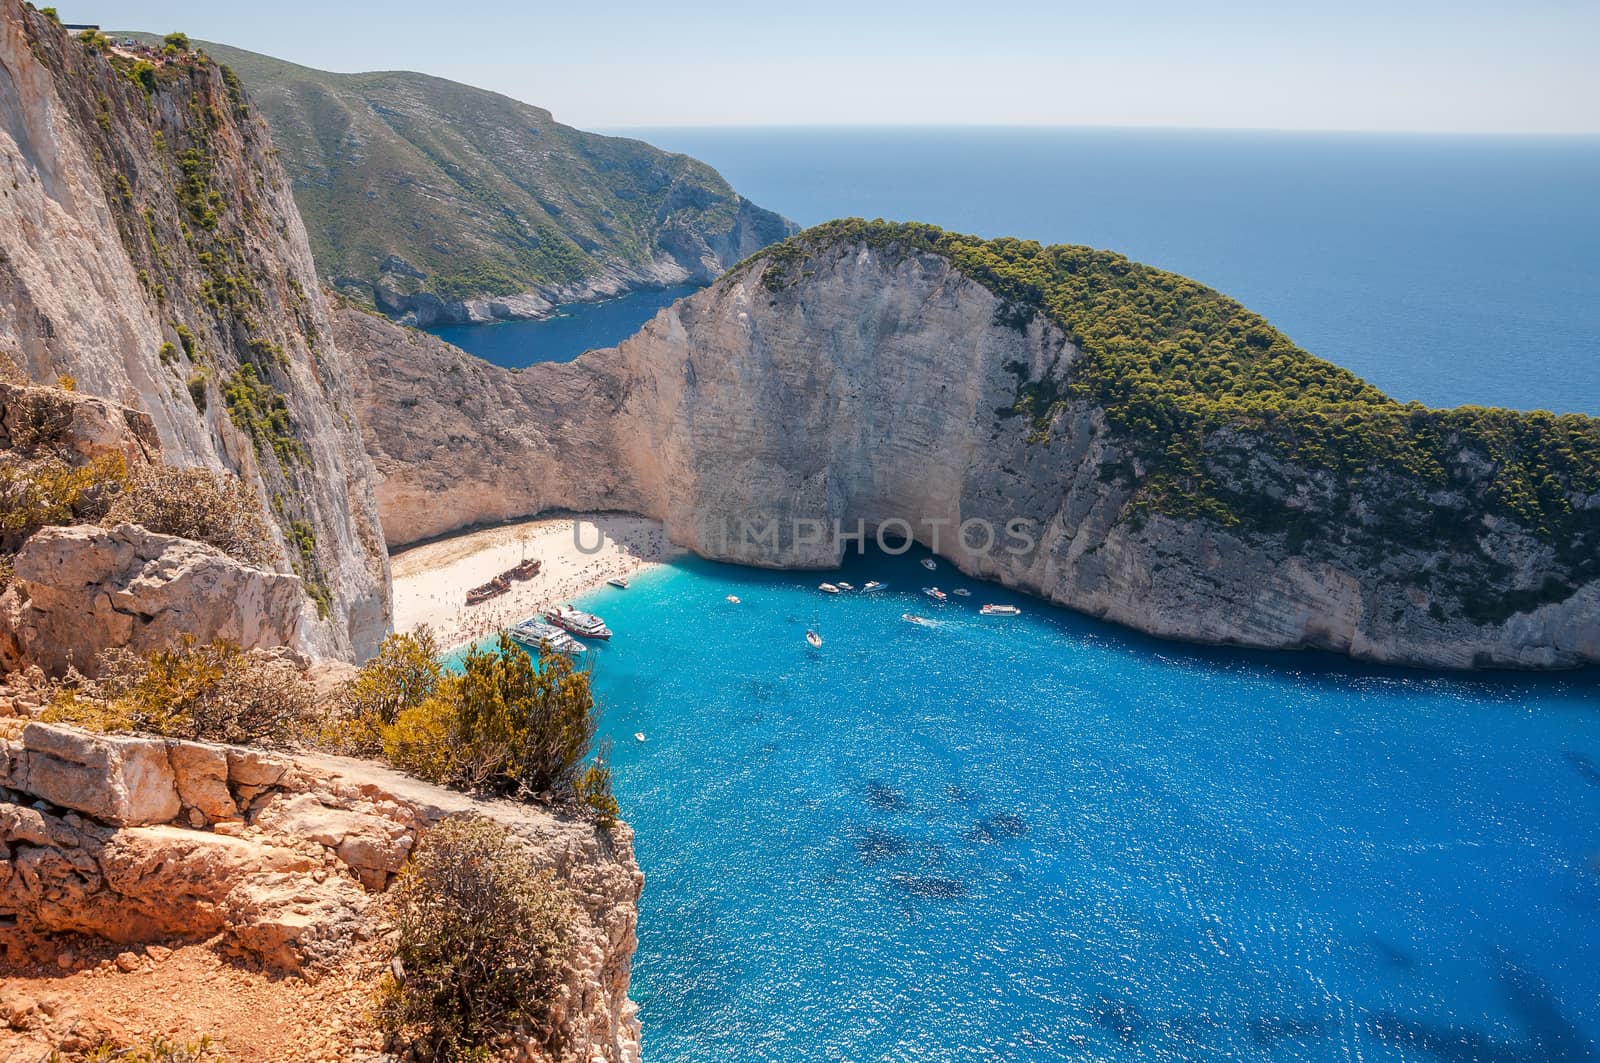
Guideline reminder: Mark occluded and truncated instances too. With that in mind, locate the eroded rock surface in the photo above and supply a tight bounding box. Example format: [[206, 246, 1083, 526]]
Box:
[[0, 524, 304, 676], [0, 722, 642, 1060]]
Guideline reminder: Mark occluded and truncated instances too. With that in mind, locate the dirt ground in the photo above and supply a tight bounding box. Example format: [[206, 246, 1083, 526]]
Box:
[[0, 935, 389, 1061]]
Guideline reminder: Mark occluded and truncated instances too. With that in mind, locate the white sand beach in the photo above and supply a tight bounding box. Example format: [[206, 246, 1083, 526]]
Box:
[[390, 514, 683, 649]]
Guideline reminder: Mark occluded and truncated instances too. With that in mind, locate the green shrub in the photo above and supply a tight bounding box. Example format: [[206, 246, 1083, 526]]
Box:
[[382, 632, 597, 798], [44, 638, 314, 746], [105, 463, 277, 567], [327, 629, 443, 755], [574, 739, 619, 829], [377, 815, 573, 1062]]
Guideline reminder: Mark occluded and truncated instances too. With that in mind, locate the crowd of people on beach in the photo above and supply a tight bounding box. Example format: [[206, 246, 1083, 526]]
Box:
[[395, 519, 676, 649]]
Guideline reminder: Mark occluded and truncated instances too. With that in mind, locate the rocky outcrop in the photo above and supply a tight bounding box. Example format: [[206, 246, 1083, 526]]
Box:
[[343, 234, 1600, 670], [0, 524, 305, 676], [0, 3, 389, 659], [1, 721, 643, 1060]]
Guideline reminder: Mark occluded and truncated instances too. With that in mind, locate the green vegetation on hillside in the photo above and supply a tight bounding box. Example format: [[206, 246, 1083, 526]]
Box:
[[753, 221, 1600, 615], [121, 35, 793, 307]]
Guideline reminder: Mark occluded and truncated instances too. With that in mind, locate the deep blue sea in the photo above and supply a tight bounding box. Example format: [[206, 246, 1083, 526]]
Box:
[[433, 128, 1600, 1060], [426, 284, 699, 368], [441, 127, 1600, 415], [449, 548, 1600, 1061]]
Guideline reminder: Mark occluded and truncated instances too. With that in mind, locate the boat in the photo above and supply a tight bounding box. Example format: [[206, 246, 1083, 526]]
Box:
[[980, 604, 1021, 617], [506, 559, 541, 582], [818, 582, 841, 594], [508, 619, 587, 656], [952, 588, 972, 597], [921, 558, 937, 571], [923, 587, 948, 603], [726, 594, 741, 604], [546, 604, 613, 640], [607, 576, 630, 589], [635, 732, 647, 743], [863, 581, 884, 591], [806, 630, 823, 648], [836, 581, 854, 591], [901, 613, 933, 626], [465, 575, 510, 606]]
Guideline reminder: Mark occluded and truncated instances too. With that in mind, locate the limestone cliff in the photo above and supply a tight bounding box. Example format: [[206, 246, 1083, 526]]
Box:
[[345, 226, 1599, 670], [1, 720, 643, 1061], [0, 4, 389, 659]]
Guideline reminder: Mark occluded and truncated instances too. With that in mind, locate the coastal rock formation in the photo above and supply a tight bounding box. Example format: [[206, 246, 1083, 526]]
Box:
[[0, 3, 389, 659], [345, 226, 1600, 670], [187, 38, 796, 325], [0, 523, 305, 677], [2, 721, 643, 1059]]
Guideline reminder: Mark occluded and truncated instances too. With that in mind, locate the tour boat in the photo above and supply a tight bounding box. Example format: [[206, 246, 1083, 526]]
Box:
[[980, 604, 1021, 617], [508, 619, 587, 656], [607, 576, 630, 589], [952, 588, 972, 597], [546, 604, 613, 640], [923, 587, 948, 603], [806, 630, 824, 648], [818, 582, 841, 594], [921, 558, 938, 571], [863, 581, 884, 591]]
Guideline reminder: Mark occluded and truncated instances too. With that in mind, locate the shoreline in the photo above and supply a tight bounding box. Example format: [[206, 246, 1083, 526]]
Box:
[[389, 514, 683, 650]]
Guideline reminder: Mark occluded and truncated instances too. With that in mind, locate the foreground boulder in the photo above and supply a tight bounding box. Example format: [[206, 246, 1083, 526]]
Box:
[[0, 721, 643, 1060], [0, 524, 304, 677]]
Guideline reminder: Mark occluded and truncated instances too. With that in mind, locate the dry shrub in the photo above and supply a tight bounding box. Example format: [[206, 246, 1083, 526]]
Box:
[[377, 815, 572, 1062], [44, 638, 314, 747], [0, 452, 128, 548], [53, 1036, 220, 1063], [105, 464, 277, 567]]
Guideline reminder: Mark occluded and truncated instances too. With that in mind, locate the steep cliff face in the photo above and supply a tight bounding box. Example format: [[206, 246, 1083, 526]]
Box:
[[346, 229, 1600, 670], [0, 4, 389, 658]]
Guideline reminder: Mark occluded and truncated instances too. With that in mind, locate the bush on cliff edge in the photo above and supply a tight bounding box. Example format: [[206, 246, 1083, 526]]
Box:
[[377, 815, 573, 1062], [378, 632, 599, 800]]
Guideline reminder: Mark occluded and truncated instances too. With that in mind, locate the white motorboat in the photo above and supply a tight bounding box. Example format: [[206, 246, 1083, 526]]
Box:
[[902, 613, 933, 626], [923, 587, 948, 603], [818, 583, 841, 594], [547, 604, 613, 640], [726, 594, 741, 604], [607, 576, 630, 589], [952, 588, 972, 597], [509, 619, 588, 656], [837, 581, 854, 591], [921, 558, 937, 571], [806, 630, 824, 648], [863, 581, 885, 591]]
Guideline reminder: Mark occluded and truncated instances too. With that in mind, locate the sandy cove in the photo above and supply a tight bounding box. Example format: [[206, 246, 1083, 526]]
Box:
[[389, 514, 684, 649]]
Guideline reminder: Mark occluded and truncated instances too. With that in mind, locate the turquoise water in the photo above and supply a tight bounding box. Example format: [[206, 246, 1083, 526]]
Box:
[[609, 128, 1600, 415], [426, 283, 699, 368], [456, 549, 1600, 1060]]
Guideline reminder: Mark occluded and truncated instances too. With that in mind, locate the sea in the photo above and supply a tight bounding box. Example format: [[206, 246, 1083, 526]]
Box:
[[434, 127, 1600, 416], [432, 129, 1600, 1060]]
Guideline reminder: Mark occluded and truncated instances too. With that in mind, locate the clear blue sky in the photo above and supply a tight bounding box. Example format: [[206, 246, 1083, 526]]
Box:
[[70, 0, 1600, 133]]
